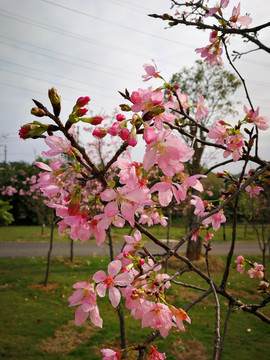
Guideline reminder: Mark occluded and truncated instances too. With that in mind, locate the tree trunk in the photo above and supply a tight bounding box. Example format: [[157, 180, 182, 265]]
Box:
[[44, 209, 54, 287], [70, 238, 74, 263], [186, 234, 202, 260]]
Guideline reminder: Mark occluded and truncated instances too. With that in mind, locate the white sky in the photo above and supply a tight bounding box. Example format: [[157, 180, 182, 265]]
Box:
[[0, 0, 269, 173]]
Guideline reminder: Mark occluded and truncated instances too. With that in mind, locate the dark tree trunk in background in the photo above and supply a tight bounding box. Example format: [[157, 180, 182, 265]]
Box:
[[44, 209, 54, 287]]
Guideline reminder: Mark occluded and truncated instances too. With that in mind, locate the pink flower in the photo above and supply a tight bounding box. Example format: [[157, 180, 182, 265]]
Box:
[[143, 130, 194, 177], [141, 302, 173, 338], [202, 211, 226, 231], [101, 349, 122, 360], [150, 180, 185, 207], [205, 232, 214, 241], [247, 262, 264, 279], [223, 134, 245, 162], [42, 135, 72, 157], [230, 3, 252, 29], [208, 121, 229, 145], [68, 281, 103, 327], [130, 88, 163, 113], [170, 306, 191, 332], [142, 59, 161, 81], [191, 195, 207, 217], [196, 41, 223, 67], [93, 260, 134, 307], [235, 255, 245, 274], [147, 345, 166, 360], [245, 184, 264, 198], [244, 106, 269, 130], [195, 94, 209, 121]]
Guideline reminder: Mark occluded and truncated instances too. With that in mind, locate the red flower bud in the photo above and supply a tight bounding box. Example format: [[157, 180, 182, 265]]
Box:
[[116, 113, 126, 122], [119, 128, 130, 141], [75, 108, 88, 117], [76, 96, 91, 108], [93, 128, 107, 138], [19, 122, 49, 139]]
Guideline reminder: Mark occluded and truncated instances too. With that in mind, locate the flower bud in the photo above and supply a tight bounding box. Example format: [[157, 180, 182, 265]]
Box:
[[48, 88, 61, 117], [31, 107, 46, 117], [119, 128, 130, 141], [116, 114, 126, 122], [19, 122, 49, 139], [127, 128, 137, 147], [107, 122, 121, 136], [119, 104, 131, 112], [80, 116, 104, 125], [75, 108, 88, 117], [93, 127, 107, 138], [75, 96, 91, 108]]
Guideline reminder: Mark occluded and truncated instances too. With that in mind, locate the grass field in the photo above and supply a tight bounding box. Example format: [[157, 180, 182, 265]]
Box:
[[0, 255, 269, 359], [0, 223, 268, 243]]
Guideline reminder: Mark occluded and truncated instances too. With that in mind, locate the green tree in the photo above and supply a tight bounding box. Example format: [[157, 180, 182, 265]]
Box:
[[170, 60, 241, 260]]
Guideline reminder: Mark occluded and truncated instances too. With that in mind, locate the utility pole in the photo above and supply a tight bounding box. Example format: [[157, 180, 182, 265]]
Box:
[[0, 144, 6, 162]]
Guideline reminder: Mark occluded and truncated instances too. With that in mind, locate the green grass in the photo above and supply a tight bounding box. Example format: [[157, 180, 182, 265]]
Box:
[[0, 223, 268, 243], [0, 255, 269, 359]]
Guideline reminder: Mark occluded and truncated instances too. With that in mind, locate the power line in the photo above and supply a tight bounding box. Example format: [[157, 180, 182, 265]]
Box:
[[0, 9, 148, 59], [0, 67, 120, 101], [0, 38, 137, 82], [39, 0, 194, 48]]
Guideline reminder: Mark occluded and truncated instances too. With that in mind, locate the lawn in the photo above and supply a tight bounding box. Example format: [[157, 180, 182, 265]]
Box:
[[0, 255, 269, 359], [0, 223, 268, 242]]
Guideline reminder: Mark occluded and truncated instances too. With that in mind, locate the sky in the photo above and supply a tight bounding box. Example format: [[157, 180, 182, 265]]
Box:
[[0, 0, 269, 173]]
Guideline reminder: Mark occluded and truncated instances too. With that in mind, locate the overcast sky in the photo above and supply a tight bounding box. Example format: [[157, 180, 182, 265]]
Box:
[[0, 0, 269, 173]]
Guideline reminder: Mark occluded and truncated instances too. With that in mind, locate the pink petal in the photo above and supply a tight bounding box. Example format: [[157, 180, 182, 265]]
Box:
[[108, 260, 122, 277], [96, 283, 107, 297], [90, 305, 103, 328], [34, 162, 52, 171], [74, 306, 88, 326], [93, 270, 106, 283], [109, 286, 121, 308], [159, 189, 172, 207], [104, 202, 119, 217], [100, 188, 116, 201], [114, 272, 134, 286]]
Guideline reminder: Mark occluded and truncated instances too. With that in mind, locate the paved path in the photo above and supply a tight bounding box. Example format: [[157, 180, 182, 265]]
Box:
[[0, 241, 263, 258]]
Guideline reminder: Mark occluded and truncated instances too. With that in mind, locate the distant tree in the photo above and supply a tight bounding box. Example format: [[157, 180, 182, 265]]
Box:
[[0, 161, 50, 225], [169, 60, 241, 260], [0, 200, 14, 226]]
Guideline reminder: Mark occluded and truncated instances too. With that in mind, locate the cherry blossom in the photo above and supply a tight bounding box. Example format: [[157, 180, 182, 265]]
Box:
[[101, 349, 122, 360], [244, 106, 269, 131], [68, 281, 102, 327], [202, 211, 226, 231], [93, 260, 134, 307], [247, 263, 264, 279], [143, 129, 194, 177], [42, 135, 73, 157], [147, 345, 166, 360], [142, 59, 161, 81], [195, 94, 210, 121], [230, 3, 252, 29], [235, 255, 245, 274]]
